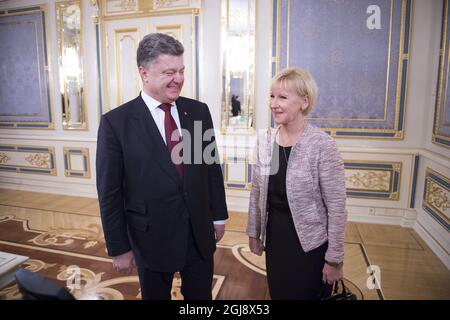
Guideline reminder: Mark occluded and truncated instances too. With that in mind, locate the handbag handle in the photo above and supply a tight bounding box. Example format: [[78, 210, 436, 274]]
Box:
[[331, 280, 349, 296], [333, 280, 348, 295]]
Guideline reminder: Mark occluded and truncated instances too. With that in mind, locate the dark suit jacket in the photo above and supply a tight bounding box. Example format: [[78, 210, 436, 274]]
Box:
[[96, 95, 228, 272]]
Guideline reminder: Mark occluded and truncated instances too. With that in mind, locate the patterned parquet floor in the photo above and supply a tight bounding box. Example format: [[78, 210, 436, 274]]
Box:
[[0, 189, 448, 300]]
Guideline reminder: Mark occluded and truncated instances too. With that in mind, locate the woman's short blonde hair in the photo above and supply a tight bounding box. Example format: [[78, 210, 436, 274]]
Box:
[[271, 67, 318, 115]]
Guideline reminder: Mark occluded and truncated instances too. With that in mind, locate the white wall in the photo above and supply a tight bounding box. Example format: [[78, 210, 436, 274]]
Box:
[[410, 0, 450, 269]]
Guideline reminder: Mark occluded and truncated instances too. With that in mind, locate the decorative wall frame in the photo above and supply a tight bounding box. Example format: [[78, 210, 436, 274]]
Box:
[[101, 0, 201, 17], [56, 0, 88, 130], [422, 167, 450, 232], [221, 156, 252, 190], [433, 0, 450, 148], [344, 160, 402, 200], [0, 5, 53, 129], [271, 0, 412, 139], [220, 0, 256, 135], [63, 147, 91, 178], [0, 145, 56, 175]]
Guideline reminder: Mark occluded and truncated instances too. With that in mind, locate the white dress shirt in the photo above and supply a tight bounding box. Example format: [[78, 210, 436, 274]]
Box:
[[141, 91, 182, 144], [140, 91, 226, 226]]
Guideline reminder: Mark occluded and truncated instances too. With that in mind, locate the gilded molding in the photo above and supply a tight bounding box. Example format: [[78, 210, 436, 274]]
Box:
[[89, 0, 100, 23], [25, 153, 51, 168], [63, 147, 91, 178], [154, 0, 178, 8], [423, 167, 450, 231], [346, 171, 390, 191], [432, 0, 450, 148], [271, 0, 411, 139], [0, 145, 56, 175], [0, 5, 54, 129], [344, 160, 402, 200], [0, 152, 10, 164], [426, 181, 450, 211], [223, 156, 252, 190]]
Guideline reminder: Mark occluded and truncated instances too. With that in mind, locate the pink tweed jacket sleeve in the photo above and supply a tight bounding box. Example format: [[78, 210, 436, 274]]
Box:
[[247, 123, 347, 264]]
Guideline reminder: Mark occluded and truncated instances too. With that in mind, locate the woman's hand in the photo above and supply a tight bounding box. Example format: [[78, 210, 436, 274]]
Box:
[[322, 262, 343, 285], [249, 237, 265, 256]]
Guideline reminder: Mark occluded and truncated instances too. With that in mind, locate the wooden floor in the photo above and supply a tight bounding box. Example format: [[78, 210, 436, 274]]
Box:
[[0, 189, 448, 300]]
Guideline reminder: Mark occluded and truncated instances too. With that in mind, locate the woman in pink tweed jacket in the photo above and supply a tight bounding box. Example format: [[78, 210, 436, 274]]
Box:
[[247, 68, 347, 300]]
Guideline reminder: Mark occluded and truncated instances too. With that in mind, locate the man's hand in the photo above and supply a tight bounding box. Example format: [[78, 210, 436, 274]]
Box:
[[249, 237, 264, 256], [214, 223, 225, 242], [112, 250, 135, 275], [322, 262, 343, 285]]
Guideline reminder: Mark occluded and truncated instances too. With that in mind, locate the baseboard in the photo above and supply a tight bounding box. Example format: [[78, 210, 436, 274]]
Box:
[[413, 222, 450, 270], [226, 196, 417, 227], [0, 178, 97, 199], [347, 213, 416, 228]]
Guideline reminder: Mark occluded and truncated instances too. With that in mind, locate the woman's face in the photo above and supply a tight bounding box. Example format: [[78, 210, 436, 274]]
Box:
[[270, 83, 309, 125]]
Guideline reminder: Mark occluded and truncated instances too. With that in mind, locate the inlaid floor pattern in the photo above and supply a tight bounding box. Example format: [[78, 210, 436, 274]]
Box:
[[0, 189, 448, 300]]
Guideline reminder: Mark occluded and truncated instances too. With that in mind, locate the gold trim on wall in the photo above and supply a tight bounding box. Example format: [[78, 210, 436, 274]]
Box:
[[344, 160, 402, 200], [220, 0, 257, 136], [223, 155, 251, 190], [113, 28, 141, 107], [100, 0, 199, 21], [423, 167, 450, 228], [56, 0, 89, 131], [433, 0, 450, 149], [301, 0, 394, 123], [0, 4, 55, 130], [271, 0, 410, 139], [0, 145, 56, 175], [63, 147, 91, 178], [155, 23, 183, 39]]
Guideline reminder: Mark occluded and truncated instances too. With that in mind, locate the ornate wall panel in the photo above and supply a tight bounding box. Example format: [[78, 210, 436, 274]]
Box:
[[153, 0, 192, 10], [221, 156, 403, 198], [104, 0, 140, 15], [0, 6, 53, 129], [272, 0, 411, 139], [114, 28, 141, 107], [0, 145, 56, 175], [344, 160, 401, 200], [222, 156, 252, 190], [433, 0, 450, 148], [101, 0, 200, 17], [63, 147, 91, 178], [422, 167, 450, 232]]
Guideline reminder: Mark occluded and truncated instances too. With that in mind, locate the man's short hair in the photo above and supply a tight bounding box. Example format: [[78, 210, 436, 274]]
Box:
[[136, 33, 184, 68]]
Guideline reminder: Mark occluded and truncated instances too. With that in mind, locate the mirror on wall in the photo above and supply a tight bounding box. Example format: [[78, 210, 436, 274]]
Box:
[[56, 1, 87, 130], [220, 0, 255, 134]]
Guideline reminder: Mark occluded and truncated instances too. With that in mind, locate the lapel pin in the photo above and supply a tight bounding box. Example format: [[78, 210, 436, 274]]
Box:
[[184, 111, 188, 115]]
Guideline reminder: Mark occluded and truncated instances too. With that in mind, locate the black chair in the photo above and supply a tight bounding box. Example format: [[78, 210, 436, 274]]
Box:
[[14, 268, 75, 300]]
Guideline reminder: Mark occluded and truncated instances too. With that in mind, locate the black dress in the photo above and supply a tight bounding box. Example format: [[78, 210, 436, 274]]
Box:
[[265, 142, 329, 300]]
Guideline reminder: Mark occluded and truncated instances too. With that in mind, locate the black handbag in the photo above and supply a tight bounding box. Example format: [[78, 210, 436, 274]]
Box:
[[321, 280, 357, 300]]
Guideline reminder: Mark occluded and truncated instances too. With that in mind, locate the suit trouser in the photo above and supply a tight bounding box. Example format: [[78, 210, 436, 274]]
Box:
[[136, 222, 214, 300]]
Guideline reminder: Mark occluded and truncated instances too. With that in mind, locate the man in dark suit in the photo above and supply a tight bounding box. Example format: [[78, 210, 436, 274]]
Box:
[[96, 33, 228, 300]]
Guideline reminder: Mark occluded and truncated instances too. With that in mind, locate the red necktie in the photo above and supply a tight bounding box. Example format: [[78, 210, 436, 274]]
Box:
[[159, 103, 184, 177]]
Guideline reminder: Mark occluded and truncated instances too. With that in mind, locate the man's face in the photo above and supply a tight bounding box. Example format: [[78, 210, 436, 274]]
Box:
[[139, 54, 185, 103]]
